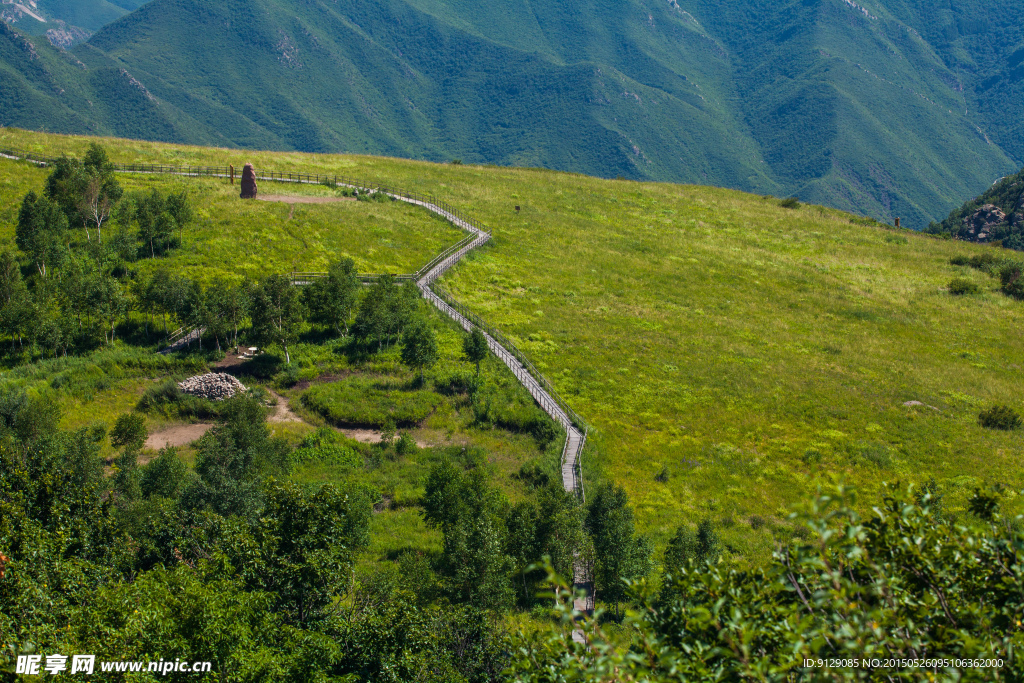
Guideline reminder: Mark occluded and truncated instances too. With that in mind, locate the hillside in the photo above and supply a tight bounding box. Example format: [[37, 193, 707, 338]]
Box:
[[1, 0, 1023, 228], [2, 128, 1022, 565], [933, 165, 1024, 248], [0, 0, 147, 47]]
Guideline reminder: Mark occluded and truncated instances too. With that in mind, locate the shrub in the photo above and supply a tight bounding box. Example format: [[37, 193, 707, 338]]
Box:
[[999, 263, 1024, 299], [301, 379, 442, 428], [136, 378, 182, 412], [140, 445, 188, 498], [290, 427, 362, 467], [655, 465, 670, 482], [967, 252, 1003, 272], [395, 432, 416, 455], [855, 442, 892, 469], [779, 197, 801, 209], [948, 277, 979, 295], [513, 463, 550, 489], [801, 447, 823, 464], [136, 378, 218, 419], [949, 254, 970, 266], [111, 412, 147, 451], [434, 369, 478, 396], [978, 405, 1022, 431], [274, 364, 301, 388]]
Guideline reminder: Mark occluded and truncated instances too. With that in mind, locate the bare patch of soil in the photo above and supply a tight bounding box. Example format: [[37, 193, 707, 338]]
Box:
[[214, 352, 246, 370], [336, 427, 430, 448], [268, 390, 304, 423], [146, 423, 213, 449], [257, 195, 356, 204]]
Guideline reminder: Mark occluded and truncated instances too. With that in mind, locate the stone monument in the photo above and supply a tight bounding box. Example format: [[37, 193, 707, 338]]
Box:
[[240, 163, 258, 199]]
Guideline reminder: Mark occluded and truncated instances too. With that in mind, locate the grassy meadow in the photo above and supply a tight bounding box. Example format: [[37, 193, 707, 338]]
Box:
[[0, 153, 463, 282], [2, 128, 1022, 567]]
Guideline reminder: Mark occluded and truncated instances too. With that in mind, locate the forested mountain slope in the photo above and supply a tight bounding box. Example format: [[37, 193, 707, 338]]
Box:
[[1, 0, 1022, 226]]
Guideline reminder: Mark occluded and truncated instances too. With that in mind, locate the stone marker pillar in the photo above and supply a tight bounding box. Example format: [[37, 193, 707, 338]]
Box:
[[895, 217, 900, 228], [240, 163, 257, 199]]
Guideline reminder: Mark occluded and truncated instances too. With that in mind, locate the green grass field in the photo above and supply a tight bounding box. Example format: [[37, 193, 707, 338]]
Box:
[[0, 158, 464, 282], [2, 128, 1022, 567]]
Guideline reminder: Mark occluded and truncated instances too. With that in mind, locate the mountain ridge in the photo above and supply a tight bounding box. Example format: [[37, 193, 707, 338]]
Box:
[[1, 0, 1021, 226]]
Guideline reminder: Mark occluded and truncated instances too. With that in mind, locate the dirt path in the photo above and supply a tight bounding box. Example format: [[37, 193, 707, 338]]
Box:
[[146, 423, 213, 450], [257, 195, 355, 204], [268, 390, 304, 423], [337, 427, 429, 448]]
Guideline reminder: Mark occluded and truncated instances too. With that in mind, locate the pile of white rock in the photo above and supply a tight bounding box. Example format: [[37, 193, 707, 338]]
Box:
[[178, 373, 247, 400]]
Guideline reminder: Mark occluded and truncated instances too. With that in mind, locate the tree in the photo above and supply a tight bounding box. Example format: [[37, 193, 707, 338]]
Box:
[[0, 251, 32, 349], [77, 170, 123, 245], [31, 294, 73, 358], [16, 192, 67, 277], [202, 279, 239, 352], [112, 448, 142, 501], [111, 412, 148, 452], [463, 327, 489, 375], [43, 155, 88, 238], [303, 257, 359, 335], [401, 318, 438, 382], [505, 501, 540, 604], [514, 485, 1024, 682], [184, 396, 289, 519], [249, 275, 304, 364], [421, 458, 514, 607], [164, 190, 193, 246], [586, 482, 651, 615], [535, 484, 592, 589], [135, 190, 176, 258], [90, 272, 130, 344], [352, 274, 419, 349], [211, 279, 249, 350], [140, 445, 188, 498], [227, 480, 372, 626]]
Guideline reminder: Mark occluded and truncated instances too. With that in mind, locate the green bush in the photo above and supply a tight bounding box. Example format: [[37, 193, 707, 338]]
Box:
[[290, 427, 362, 467], [395, 432, 416, 456], [514, 485, 1024, 681], [779, 197, 800, 209], [300, 379, 442, 428], [948, 277, 979, 295], [978, 405, 1022, 431], [949, 254, 970, 266], [434, 369, 478, 396], [801, 447, 823, 464], [999, 264, 1024, 300], [854, 442, 892, 469], [470, 385, 559, 446], [136, 378, 219, 419]]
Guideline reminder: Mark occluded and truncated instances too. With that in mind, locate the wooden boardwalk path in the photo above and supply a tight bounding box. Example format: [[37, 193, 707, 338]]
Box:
[[398, 195, 587, 502], [2, 147, 595, 633]]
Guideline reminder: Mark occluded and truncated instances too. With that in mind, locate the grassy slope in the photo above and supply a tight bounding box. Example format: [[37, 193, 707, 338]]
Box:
[[3, 129, 1022, 564], [112, 175, 465, 281]]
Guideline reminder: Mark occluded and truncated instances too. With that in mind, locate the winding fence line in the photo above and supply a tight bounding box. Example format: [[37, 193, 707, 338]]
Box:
[[1, 146, 596, 628], [0, 146, 589, 503]]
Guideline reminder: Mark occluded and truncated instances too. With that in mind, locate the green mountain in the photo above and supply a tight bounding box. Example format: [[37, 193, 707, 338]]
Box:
[[0, 0, 149, 47], [1, 0, 1022, 226]]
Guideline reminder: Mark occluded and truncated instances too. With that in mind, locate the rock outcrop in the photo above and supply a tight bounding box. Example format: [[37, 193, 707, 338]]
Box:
[[178, 373, 247, 400], [240, 163, 258, 199], [961, 204, 1006, 242]]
